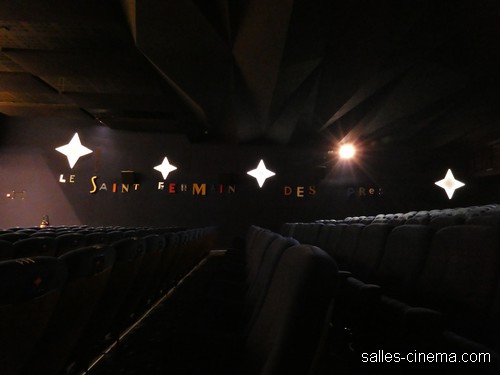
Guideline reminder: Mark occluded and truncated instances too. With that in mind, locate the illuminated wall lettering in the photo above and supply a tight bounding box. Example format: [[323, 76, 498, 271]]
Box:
[[284, 186, 317, 197], [90, 176, 140, 194], [158, 182, 236, 195], [347, 187, 383, 198], [192, 183, 206, 196], [59, 174, 76, 183]]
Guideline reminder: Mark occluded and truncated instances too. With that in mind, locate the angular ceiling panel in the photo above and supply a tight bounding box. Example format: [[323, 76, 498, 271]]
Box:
[[0, 0, 497, 156]]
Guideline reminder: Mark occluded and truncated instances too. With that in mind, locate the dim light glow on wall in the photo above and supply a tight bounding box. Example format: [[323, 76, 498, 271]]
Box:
[[55, 132, 93, 169], [435, 169, 465, 199], [154, 156, 178, 180], [247, 159, 276, 188]]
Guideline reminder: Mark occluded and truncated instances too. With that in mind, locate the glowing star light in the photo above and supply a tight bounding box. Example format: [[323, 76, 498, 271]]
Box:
[[154, 157, 177, 180], [55, 133, 93, 169], [247, 159, 276, 188], [435, 169, 465, 199]]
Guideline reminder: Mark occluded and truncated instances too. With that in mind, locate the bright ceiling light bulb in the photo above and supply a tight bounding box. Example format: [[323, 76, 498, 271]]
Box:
[[339, 144, 356, 159]]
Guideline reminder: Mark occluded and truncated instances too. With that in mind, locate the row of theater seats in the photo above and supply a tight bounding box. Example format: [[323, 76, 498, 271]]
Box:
[[154, 225, 339, 374], [0, 225, 217, 375], [313, 203, 500, 226], [0, 225, 184, 260], [281, 205, 500, 373]]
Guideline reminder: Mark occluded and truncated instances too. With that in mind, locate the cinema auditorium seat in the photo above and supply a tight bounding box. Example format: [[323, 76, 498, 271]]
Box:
[[0, 240, 14, 260], [0, 232, 30, 243], [373, 225, 434, 301], [85, 231, 109, 246], [55, 232, 87, 256], [203, 234, 300, 334], [149, 231, 181, 296], [442, 283, 500, 374], [213, 244, 338, 374], [332, 223, 365, 270], [69, 237, 146, 371], [110, 234, 166, 334], [22, 245, 116, 375], [373, 225, 500, 351], [0, 257, 67, 375], [341, 224, 434, 347], [105, 230, 126, 244], [347, 223, 394, 282], [13, 236, 57, 258], [321, 224, 346, 259], [155, 226, 338, 375], [30, 230, 57, 237]]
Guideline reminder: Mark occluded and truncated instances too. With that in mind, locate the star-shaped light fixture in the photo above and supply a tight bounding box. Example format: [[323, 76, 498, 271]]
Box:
[[434, 169, 465, 199], [55, 132, 93, 169], [247, 159, 276, 188], [154, 156, 177, 180]]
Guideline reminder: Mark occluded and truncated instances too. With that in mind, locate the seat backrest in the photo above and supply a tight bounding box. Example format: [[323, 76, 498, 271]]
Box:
[[280, 223, 296, 237], [55, 233, 87, 256], [290, 223, 307, 243], [85, 231, 109, 246], [415, 225, 500, 318], [153, 232, 180, 293], [111, 234, 166, 333], [349, 223, 393, 282], [106, 230, 126, 243], [30, 230, 57, 238], [0, 240, 14, 261], [243, 236, 300, 330], [0, 232, 30, 243], [323, 224, 346, 259], [374, 224, 434, 295], [245, 225, 264, 251], [13, 236, 57, 258], [302, 223, 323, 245], [244, 229, 279, 288], [69, 237, 145, 366], [333, 224, 365, 270], [244, 245, 338, 375], [316, 224, 333, 250], [24, 245, 116, 375], [0, 257, 67, 375], [429, 215, 465, 231], [405, 213, 430, 225]]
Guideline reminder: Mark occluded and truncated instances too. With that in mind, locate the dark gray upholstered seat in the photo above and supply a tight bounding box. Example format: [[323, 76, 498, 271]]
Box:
[[332, 223, 365, 270], [111, 234, 166, 334], [348, 223, 394, 282], [13, 236, 57, 258], [55, 232, 87, 256], [374, 225, 500, 350], [0, 256, 67, 375], [374, 224, 434, 295], [23, 245, 116, 375], [85, 231, 109, 246], [0, 232, 30, 243], [239, 244, 338, 375], [69, 237, 145, 371], [322, 223, 346, 259], [0, 240, 14, 260]]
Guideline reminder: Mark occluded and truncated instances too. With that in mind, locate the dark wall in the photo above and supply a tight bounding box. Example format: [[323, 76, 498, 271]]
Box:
[[1, 117, 498, 244]]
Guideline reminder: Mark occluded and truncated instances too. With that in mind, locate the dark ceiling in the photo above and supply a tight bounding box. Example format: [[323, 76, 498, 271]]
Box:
[[0, 0, 499, 157]]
